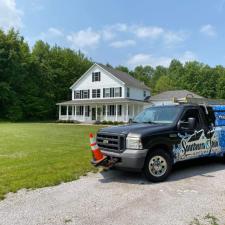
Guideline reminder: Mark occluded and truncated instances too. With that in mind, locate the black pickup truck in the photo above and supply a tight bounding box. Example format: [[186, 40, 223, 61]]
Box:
[[96, 104, 225, 182]]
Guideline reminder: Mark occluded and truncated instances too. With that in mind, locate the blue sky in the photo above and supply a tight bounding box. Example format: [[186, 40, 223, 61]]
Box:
[[1, 0, 225, 69]]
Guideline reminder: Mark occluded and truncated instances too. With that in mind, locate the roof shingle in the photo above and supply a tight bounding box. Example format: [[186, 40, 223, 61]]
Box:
[[98, 63, 150, 90], [150, 90, 203, 101]]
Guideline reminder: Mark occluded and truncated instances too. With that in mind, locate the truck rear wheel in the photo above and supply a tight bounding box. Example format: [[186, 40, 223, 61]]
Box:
[[144, 149, 172, 182]]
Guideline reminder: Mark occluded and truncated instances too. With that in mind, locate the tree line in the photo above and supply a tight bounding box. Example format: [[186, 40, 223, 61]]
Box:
[[0, 29, 225, 121]]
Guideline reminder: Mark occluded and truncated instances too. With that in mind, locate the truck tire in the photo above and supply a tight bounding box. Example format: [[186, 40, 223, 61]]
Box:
[[144, 148, 172, 182]]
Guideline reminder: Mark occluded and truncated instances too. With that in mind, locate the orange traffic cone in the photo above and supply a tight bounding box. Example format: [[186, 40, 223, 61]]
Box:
[[89, 133, 107, 165]]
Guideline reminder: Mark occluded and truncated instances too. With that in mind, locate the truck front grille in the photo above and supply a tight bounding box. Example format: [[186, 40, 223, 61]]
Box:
[[96, 133, 125, 153]]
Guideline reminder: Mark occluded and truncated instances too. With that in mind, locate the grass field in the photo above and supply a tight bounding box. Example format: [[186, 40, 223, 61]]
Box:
[[0, 123, 103, 199]]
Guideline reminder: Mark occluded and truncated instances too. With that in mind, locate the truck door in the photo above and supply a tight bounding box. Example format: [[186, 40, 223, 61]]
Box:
[[174, 108, 210, 161]]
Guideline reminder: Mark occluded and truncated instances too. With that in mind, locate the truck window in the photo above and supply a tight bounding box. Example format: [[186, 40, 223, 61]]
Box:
[[180, 109, 201, 129], [133, 106, 181, 124], [206, 106, 216, 126]]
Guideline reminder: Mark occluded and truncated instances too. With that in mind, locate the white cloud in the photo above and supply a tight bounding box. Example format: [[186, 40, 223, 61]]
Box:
[[132, 25, 187, 46], [0, 0, 23, 30], [101, 23, 128, 41], [127, 53, 172, 68], [127, 51, 197, 68], [200, 24, 217, 37], [133, 26, 164, 39], [110, 39, 136, 48], [40, 27, 64, 40], [179, 51, 197, 63], [101, 28, 115, 41], [67, 27, 101, 49], [163, 31, 187, 46]]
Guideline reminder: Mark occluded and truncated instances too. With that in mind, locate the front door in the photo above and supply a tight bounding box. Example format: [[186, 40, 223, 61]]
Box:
[[92, 108, 96, 120], [92, 107, 101, 121]]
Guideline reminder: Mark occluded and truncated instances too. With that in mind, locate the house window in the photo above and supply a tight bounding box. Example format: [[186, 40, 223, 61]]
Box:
[[76, 106, 84, 115], [110, 88, 114, 97], [127, 88, 130, 98], [92, 89, 101, 98], [108, 105, 115, 116], [115, 87, 122, 97], [83, 90, 89, 99], [74, 90, 89, 99], [103, 87, 122, 98], [143, 90, 147, 97], [118, 105, 122, 116], [75, 91, 81, 99], [85, 106, 90, 117], [92, 72, 101, 82], [103, 88, 110, 98]]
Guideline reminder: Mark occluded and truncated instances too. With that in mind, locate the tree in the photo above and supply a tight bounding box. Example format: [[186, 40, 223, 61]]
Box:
[[154, 75, 175, 93]]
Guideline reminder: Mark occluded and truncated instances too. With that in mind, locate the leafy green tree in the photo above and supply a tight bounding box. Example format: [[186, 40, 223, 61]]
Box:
[[154, 75, 175, 93]]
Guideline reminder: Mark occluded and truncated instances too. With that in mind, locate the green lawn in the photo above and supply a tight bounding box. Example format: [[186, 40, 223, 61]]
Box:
[[0, 123, 103, 199]]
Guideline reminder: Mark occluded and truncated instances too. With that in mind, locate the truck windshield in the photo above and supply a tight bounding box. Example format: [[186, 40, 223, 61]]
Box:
[[133, 106, 181, 124]]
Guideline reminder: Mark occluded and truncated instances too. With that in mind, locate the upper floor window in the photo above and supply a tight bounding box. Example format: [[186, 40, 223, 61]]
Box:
[[103, 87, 122, 98], [75, 90, 81, 99], [83, 90, 89, 99], [104, 88, 110, 98], [92, 72, 101, 82], [92, 89, 101, 98], [127, 87, 130, 98], [143, 90, 146, 97], [74, 90, 89, 99], [115, 87, 122, 97]]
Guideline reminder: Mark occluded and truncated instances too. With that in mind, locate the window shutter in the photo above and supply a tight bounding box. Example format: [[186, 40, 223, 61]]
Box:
[[110, 88, 114, 97], [103, 88, 105, 98], [88, 90, 90, 98], [119, 87, 122, 97], [92, 73, 94, 82]]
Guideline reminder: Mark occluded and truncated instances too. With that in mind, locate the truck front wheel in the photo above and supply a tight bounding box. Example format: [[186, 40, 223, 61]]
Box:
[[144, 149, 172, 182]]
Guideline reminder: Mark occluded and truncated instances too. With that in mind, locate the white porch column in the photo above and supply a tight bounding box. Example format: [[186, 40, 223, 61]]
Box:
[[101, 105, 103, 121], [59, 105, 61, 119], [105, 105, 108, 121], [66, 105, 69, 120], [75, 105, 77, 120], [132, 104, 135, 118], [126, 103, 129, 122], [96, 105, 97, 121], [72, 106, 74, 119], [115, 104, 118, 121], [83, 105, 86, 121]]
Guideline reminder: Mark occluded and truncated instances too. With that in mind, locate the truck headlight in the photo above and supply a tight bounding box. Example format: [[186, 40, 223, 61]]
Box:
[[126, 136, 143, 149]]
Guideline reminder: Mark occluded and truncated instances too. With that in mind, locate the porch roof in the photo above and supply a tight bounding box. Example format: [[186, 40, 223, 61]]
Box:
[[56, 98, 149, 106]]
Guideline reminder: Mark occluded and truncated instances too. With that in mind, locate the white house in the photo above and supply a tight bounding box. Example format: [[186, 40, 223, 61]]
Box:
[[148, 90, 203, 106], [57, 63, 150, 123]]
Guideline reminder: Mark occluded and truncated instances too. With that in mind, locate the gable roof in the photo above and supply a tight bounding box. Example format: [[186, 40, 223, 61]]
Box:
[[150, 90, 203, 101], [98, 63, 150, 90]]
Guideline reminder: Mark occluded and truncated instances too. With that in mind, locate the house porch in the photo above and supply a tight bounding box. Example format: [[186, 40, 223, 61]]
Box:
[[57, 99, 148, 123]]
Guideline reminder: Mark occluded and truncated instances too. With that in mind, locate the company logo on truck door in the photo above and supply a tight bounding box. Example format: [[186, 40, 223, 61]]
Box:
[[173, 129, 220, 162]]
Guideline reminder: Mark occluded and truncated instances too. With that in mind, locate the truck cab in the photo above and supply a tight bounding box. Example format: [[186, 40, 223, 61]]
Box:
[[96, 103, 225, 182]]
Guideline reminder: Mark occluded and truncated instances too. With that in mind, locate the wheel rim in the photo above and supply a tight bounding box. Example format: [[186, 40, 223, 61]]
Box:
[[149, 155, 167, 177]]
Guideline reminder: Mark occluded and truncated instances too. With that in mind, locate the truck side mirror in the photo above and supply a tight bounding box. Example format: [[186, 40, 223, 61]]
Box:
[[188, 117, 196, 130], [177, 117, 196, 130]]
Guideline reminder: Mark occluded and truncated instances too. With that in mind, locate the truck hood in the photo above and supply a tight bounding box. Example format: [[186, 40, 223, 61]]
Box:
[[99, 123, 173, 137]]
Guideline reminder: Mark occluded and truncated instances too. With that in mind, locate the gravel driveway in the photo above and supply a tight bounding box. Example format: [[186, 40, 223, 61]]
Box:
[[1, 158, 225, 225]]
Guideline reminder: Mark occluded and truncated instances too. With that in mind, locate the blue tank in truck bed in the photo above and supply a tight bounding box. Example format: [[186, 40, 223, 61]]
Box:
[[213, 105, 225, 150]]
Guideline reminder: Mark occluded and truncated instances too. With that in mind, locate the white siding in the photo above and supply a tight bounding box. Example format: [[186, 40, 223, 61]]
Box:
[[127, 87, 150, 100], [71, 65, 125, 100]]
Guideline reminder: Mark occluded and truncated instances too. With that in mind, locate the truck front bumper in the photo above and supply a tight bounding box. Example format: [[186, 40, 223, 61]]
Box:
[[101, 149, 148, 171]]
